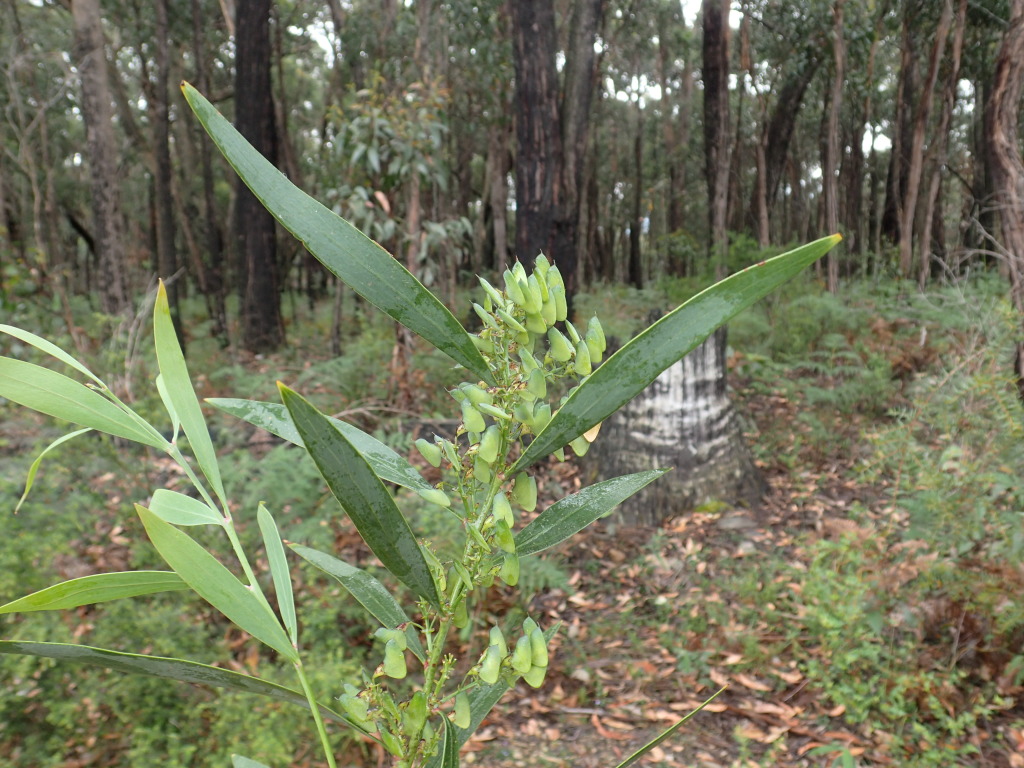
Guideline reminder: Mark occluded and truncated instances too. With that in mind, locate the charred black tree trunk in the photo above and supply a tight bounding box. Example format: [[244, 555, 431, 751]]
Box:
[[234, 0, 284, 352]]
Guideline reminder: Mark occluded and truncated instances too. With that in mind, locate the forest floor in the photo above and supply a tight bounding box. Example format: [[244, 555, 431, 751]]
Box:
[[453, 380, 1024, 768]]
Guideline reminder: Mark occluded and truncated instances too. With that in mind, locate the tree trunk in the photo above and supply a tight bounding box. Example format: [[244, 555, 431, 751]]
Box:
[[234, 0, 284, 352], [587, 327, 765, 527], [984, 0, 1024, 397], [72, 0, 129, 315], [628, 98, 643, 287], [703, 0, 731, 275], [898, 0, 952, 278], [919, 0, 967, 287], [822, 0, 844, 294]]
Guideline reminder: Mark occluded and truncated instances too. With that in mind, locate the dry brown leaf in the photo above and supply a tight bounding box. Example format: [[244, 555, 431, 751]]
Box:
[[734, 673, 772, 692]]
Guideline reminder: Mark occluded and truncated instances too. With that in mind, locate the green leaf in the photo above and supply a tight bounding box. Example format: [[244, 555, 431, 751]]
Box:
[[257, 503, 297, 647], [0, 324, 104, 385], [207, 398, 435, 494], [155, 373, 181, 440], [0, 641, 344, 723], [454, 625, 558, 746], [15, 427, 92, 513], [288, 542, 425, 663], [515, 470, 670, 557], [232, 756, 272, 768], [181, 82, 492, 385], [425, 716, 459, 768], [153, 281, 226, 502], [279, 386, 441, 608], [0, 571, 188, 614], [612, 687, 726, 768], [0, 357, 168, 449], [511, 235, 842, 473], [137, 505, 298, 662], [150, 489, 224, 526]]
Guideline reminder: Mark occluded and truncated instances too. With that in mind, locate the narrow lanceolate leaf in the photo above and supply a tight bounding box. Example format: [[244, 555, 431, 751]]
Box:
[[515, 470, 670, 557], [0, 357, 168, 449], [0, 641, 344, 724], [612, 687, 727, 768], [279, 386, 441, 608], [149, 489, 224, 526], [425, 717, 459, 768], [207, 398, 435, 494], [0, 572, 187, 614], [0, 324, 104, 385], [137, 505, 298, 662], [181, 82, 492, 385], [16, 428, 91, 513], [511, 235, 842, 473], [153, 281, 226, 502], [454, 625, 559, 746], [288, 543, 425, 662], [257, 503, 297, 647]]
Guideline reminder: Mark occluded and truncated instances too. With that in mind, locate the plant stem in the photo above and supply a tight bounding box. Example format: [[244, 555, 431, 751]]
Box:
[[295, 660, 338, 768]]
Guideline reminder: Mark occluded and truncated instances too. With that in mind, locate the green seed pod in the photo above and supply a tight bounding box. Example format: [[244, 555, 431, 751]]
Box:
[[473, 454, 492, 483], [503, 269, 528, 308], [452, 597, 469, 628], [479, 276, 506, 309], [522, 617, 538, 635], [499, 552, 520, 586], [468, 521, 491, 552], [452, 561, 473, 591], [585, 333, 603, 364], [529, 627, 549, 667], [531, 403, 552, 432], [494, 519, 516, 553], [550, 284, 568, 322], [526, 367, 547, 400], [339, 691, 370, 723], [417, 487, 451, 507], [488, 626, 508, 656], [476, 402, 512, 421], [511, 634, 533, 674], [547, 327, 574, 362], [478, 424, 501, 464], [512, 260, 529, 283], [449, 387, 467, 404], [511, 473, 538, 511], [528, 272, 549, 303], [461, 400, 486, 433], [564, 320, 582, 345], [415, 438, 442, 467], [422, 719, 434, 741], [569, 435, 591, 457], [553, 447, 566, 462], [523, 663, 547, 688], [518, 346, 540, 373], [460, 383, 493, 405], [589, 315, 602, 354], [479, 644, 502, 684], [403, 690, 428, 733], [440, 439, 461, 469], [471, 334, 494, 355], [379, 729, 404, 758], [472, 302, 500, 330], [383, 637, 407, 679], [574, 338, 592, 375], [516, 274, 539, 313], [492, 492, 514, 526], [540, 291, 557, 328], [513, 400, 535, 427], [546, 264, 564, 292], [495, 307, 528, 334], [523, 311, 546, 334], [533, 253, 551, 280], [454, 693, 471, 729]]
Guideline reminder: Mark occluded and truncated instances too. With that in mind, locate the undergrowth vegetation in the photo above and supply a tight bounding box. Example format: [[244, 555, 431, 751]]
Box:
[[3, 269, 1023, 766]]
